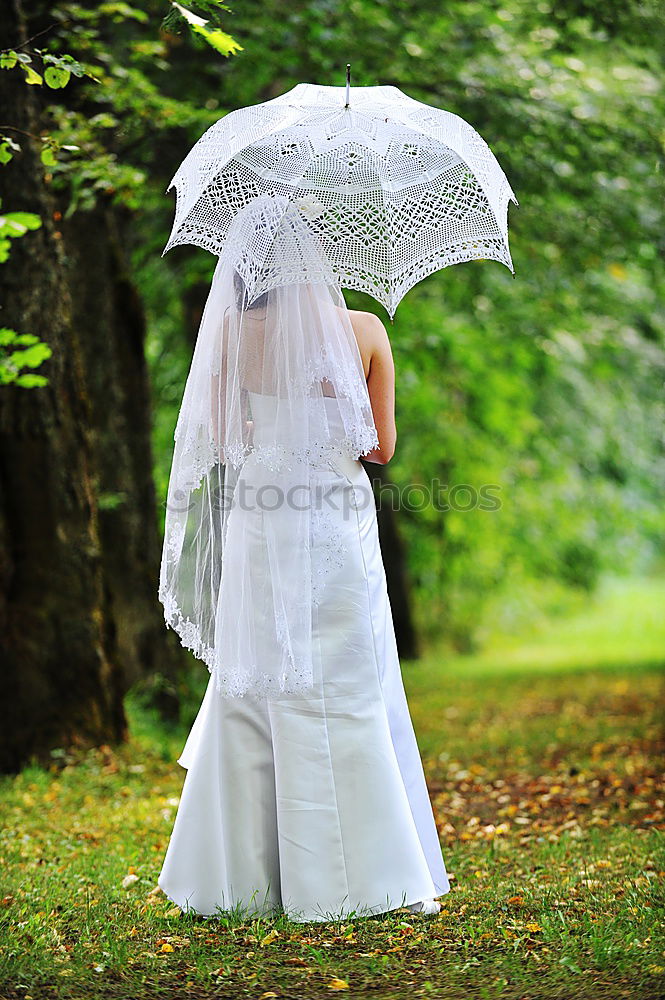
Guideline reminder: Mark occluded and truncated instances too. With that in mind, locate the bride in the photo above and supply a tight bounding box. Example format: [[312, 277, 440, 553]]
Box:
[[157, 194, 450, 922]]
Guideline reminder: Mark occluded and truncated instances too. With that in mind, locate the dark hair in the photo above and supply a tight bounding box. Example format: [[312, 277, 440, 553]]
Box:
[[233, 269, 270, 313]]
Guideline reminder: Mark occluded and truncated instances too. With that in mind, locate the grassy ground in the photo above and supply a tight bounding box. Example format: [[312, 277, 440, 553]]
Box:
[[1, 576, 663, 1000]]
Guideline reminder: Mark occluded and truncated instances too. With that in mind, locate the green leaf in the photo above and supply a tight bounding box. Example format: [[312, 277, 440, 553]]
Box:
[[44, 65, 71, 89], [41, 146, 57, 166], [14, 373, 49, 388], [0, 142, 14, 165], [170, 1, 243, 57], [0, 211, 42, 238], [42, 52, 88, 79], [0, 51, 18, 69], [0, 328, 22, 346], [98, 2, 149, 23], [0, 331, 40, 347], [8, 343, 52, 368]]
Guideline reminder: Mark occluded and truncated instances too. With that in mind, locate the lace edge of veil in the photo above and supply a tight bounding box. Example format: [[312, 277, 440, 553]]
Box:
[[158, 577, 319, 699], [159, 421, 379, 700]]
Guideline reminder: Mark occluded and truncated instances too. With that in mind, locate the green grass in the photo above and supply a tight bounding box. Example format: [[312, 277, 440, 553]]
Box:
[[0, 575, 663, 1000]]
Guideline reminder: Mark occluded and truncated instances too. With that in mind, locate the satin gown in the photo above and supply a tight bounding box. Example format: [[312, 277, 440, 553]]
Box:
[[158, 393, 450, 922]]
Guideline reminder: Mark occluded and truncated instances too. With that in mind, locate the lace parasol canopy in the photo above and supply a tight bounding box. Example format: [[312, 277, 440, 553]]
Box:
[[162, 81, 519, 318]]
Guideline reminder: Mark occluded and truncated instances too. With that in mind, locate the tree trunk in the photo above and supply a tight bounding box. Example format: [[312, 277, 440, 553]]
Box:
[[60, 204, 184, 711], [0, 0, 182, 772], [0, 0, 128, 772]]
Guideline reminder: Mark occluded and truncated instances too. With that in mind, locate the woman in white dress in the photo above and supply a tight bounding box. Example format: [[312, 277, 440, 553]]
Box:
[[157, 195, 450, 922]]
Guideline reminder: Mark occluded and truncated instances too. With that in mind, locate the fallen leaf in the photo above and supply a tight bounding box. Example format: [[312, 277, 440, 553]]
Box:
[[327, 978, 349, 991], [122, 874, 139, 889], [260, 928, 279, 946]]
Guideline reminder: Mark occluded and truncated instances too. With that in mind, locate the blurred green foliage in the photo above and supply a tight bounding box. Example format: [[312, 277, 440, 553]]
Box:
[[35, 0, 665, 648]]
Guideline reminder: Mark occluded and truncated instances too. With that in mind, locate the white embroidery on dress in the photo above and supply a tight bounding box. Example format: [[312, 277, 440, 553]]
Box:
[[310, 504, 347, 605]]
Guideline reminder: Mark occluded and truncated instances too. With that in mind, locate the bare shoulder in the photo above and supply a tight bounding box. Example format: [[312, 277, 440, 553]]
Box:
[[347, 308, 387, 340], [347, 309, 391, 376]]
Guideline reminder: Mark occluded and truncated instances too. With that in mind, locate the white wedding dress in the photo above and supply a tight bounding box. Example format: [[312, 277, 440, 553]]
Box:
[[158, 393, 450, 922]]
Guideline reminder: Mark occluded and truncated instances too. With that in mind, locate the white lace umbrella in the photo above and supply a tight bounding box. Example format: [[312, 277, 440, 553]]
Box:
[[163, 75, 519, 318]]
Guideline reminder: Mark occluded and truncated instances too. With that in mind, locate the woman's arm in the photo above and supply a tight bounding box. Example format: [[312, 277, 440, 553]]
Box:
[[359, 313, 397, 465]]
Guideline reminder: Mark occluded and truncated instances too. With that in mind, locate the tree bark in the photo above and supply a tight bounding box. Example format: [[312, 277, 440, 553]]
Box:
[[0, 0, 182, 772], [60, 204, 183, 708], [0, 0, 128, 772]]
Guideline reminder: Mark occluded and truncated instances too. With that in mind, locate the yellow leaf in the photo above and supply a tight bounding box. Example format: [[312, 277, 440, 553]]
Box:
[[261, 993, 279, 998], [327, 978, 349, 991], [160, 943, 174, 953], [165, 906, 182, 918], [526, 922, 542, 933], [21, 65, 42, 85], [260, 929, 279, 946]]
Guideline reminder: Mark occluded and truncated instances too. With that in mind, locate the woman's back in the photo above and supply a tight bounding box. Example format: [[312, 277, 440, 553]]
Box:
[[347, 309, 397, 465]]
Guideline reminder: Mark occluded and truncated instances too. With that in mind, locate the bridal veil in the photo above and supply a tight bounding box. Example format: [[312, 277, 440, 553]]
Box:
[[159, 194, 380, 698]]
